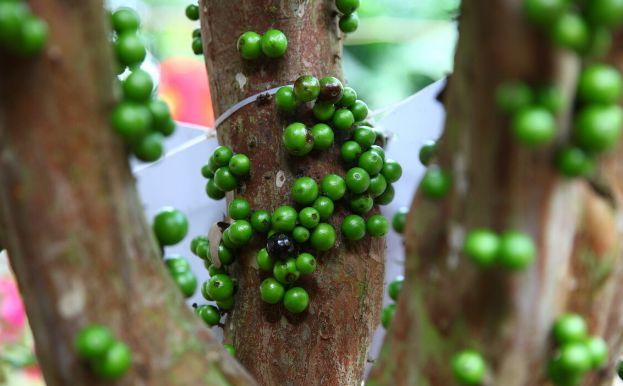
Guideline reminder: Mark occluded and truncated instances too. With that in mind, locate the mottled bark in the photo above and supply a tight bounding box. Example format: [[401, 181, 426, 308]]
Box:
[[0, 1, 255, 385], [369, 0, 623, 385], [199, 1, 385, 385]]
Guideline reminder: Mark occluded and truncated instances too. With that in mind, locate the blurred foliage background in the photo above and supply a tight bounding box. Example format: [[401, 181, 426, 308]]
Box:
[[110, 0, 459, 110]]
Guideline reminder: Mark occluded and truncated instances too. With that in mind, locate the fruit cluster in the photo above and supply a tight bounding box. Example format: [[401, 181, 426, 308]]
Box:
[[335, 0, 360, 33], [74, 325, 132, 379], [548, 313, 608, 385], [165, 255, 198, 298], [0, 0, 47, 56], [203, 145, 251, 199], [109, 8, 176, 162], [380, 276, 402, 329], [462, 228, 536, 271], [184, 3, 203, 55], [237, 29, 288, 60]]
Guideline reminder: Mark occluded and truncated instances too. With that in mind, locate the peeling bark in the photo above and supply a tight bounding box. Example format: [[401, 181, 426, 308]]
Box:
[[369, 0, 623, 385], [0, 1, 255, 385], [199, 1, 385, 385]]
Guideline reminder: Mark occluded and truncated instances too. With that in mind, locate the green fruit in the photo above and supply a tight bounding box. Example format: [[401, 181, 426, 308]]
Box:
[[213, 146, 234, 167], [555, 147, 593, 177], [557, 342, 592, 374], [75, 325, 114, 360], [522, 0, 567, 24], [320, 174, 346, 201], [310, 223, 336, 251], [313, 102, 336, 121], [339, 12, 359, 33], [133, 132, 164, 162], [153, 207, 188, 246], [228, 198, 251, 220], [512, 106, 556, 147], [535, 85, 564, 114], [228, 220, 253, 245], [256, 248, 275, 271], [185, 4, 199, 21], [336, 0, 360, 14], [451, 350, 486, 385], [585, 336, 608, 368], [148, 99, 172, 133], [350, 100, 368, 122], [553, 314, 588, 345], [381, 303, 395, 329], [250, 210, 272, 233], [190, 236, 209, 255], [381, 159, 402, 183], [196, 304, 220, 327], [218, 243, 234, 265], [291, 176, 319, 205], [111, 8, 140, 34], [283, 122, 314, 156], [273, 258, 300, 285], [366, 214, 389, 237], [497, 231, 536, 270], [463, 229, 500, 267], [368, 174, 388, 198], [376, 184, 395, 205], [551, 12, 589, 52], [122, 69, 153, 102], [260, 277, 285, 304], [332, 108, 355, 130], [341, 214, 366, 241], [349, 194, 373, 214], [295, 252, 317, 274], [388, 276, 403, 301], [0, 3, 27, 46], [228, 154, 251, 176], [339, 87, 357, 107], [574, 104, 623, 153], [283, 287, 309, 313], [577, 64, 622, 104], [275, 85, 297, 112], [205, 179, 226, 200], [223, 344, 236, 356], [260, 28, 288, 58], [420, 166, 451, 199], [114, 33, 146, 67], [585, 0, 623, 28], [392, 207, 408, 233], [206, 274, 234, 301], [292, 226, 310, 243], [358, 150, 384, 176], [341, 140, 363, 163], [111, 102, 151, 142], [16, 17, 48, 56], [345, 167, 370, 194], [353, 126, 377, 149], [213, 167, 238, 191], [293, 75, 320, 102], [92, 341, 132, 379], [192, 37, 202, 55], [496, 81, 534, 113], [298, 207, 320, 229], [311, 123, 334, 150], [271, 205, 298, 232], [313, 196, 334, 220]]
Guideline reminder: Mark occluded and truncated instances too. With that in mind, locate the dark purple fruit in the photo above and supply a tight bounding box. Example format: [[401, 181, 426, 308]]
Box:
[[266, 233, 296, 260], [318, 76, 344, 103]]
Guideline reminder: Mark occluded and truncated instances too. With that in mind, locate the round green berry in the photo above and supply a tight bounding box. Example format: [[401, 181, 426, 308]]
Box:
[[381, 159, 402, 183], [92, 341, 132, 379], [388, 276, 403, 301], [148, 99, 173, 133], [251, 210, 272, 233], [318, 76, 344, 103], [369, 144, 386, 160], [111, 8, 140, 34], [17, 17, 48, 56], [339, 12, 359, 33], [345, 167, 370, 194], [192, 37, 203, 55], [213, 167, 238, 192], [191, 236, 209, 255], [551, 12, 589, 52], [350, 100, 368, 122], [256, 248, 275, 271], [171, 269, 197, 297], [341, 140, 363, 163], [221, 228, 238, 249], [332, 108, 355, 130], [196, 304, 220, 327], [185, 4, 199, 20], [496, 81, 533, 114], [133, 132, 163, 162], [420, 166, 451, 200], [313, 102, 336, 121], [522, 0, 566, 24], [260, 277, 285, 304], [283, 122, 314, 156], [358, 150, 384, 175], [275, 85, 298, 112], [585, 336, 608, 368], [292, 176, 319, 205], [294, 75, 320, 102], [463, 229, 499, 267], [336, 0, 360, 14], [578, 64, 622, 104], [451, 350, 486, 385], [535, 85, 564, 114], [366, 214, 389, 237], [585, 0, 623, 28], [353, 127, 376, 149], [553, 314, 588, 345], [555, 147, 593, 177], [310, 223, 336, 251], [260, 28, 288, 58], [295, 253, 317, 274], [153, 207, 188, 246], [213, 146, 234, 167], [350, 194, 374, 214], [292, 226, 310, 243], [194, 240, 210, 260], [311, 123, 335, 150], [237, 31, 262, 60], [206, 274, 234, 301], [339, 86, 357, 108], [320, 174, 346, 201], [557, 342, 592, 374], [313, 196, 334, 220], [228, 220, 253, 245], [392, 207, 408, 233], [381, 303, 395, 329], [228, 154, 251, 176], [114, 33, 146, 67], [368, 174, 388, 198], [497, 231, 536, 270], [75, 325, 114, 360], [111, 102, 151, 142], [272, 205, 298, 232], [273, 258, 300, 285], [205, 179, 226, 200], [376, 184, 395, 205], [512, 106, 556, 147], [341, 214, 366, 241], [218, 243, 234, 265], [165, 256, 191, 274], [223, 344, 236, 356], [283, 287, 309, 313], [574, 104, 623, 153], [299, 207, 320, 229]]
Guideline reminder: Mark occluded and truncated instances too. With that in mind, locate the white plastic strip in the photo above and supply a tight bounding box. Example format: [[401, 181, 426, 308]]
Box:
[[213, 86, 282, 129]]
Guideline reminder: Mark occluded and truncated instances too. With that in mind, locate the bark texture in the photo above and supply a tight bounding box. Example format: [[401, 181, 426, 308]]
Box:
[[200, 2, 385, 385], [369, 0, 623, 385], [0, 1, 255, 385]]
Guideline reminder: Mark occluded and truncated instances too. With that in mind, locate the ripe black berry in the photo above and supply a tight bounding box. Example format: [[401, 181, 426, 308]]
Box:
[[266, 233, 296, 259]]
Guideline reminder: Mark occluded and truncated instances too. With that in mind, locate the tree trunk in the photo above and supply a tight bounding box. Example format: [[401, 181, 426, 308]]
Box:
[[369, 0, 623, 385], [0, 1, 255, 385], [199, 1, 385, 385]]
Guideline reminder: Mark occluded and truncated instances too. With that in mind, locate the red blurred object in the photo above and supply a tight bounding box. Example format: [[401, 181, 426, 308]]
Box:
[[158, 57, 215, 127]]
